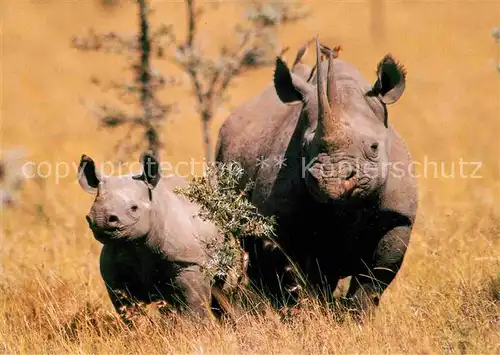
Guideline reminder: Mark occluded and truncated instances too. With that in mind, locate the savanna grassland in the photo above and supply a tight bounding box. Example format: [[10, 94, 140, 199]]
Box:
[[1, 1, 500, 353]]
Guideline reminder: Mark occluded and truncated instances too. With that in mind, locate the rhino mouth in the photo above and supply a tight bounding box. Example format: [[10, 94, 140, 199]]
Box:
[[307, 173, 375, 204], [306, 176, 357, 202], [305, 161, 360, 202], [86, 216, 125, 243], [86, 217, 147, 245], [90, 226, 124, 244]]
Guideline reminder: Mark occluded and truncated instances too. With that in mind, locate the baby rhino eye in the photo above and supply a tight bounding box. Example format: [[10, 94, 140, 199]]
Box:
[[130, 204, 139, 212]]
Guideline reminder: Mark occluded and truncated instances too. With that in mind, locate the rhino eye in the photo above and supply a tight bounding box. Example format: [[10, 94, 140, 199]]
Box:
[[370, 143, 379, 153], [131, 205, 139, 212]]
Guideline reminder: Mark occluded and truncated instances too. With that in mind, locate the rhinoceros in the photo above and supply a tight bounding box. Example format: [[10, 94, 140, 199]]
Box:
[[78, 152, 227, 323], [215, 38, 418, 317]]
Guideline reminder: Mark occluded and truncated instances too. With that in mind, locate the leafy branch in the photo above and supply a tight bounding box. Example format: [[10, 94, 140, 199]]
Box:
[[175, 162, 276, 288]]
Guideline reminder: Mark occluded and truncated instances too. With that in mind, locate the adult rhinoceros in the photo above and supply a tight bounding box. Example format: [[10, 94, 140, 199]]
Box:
[[215, 38, 418, 317]]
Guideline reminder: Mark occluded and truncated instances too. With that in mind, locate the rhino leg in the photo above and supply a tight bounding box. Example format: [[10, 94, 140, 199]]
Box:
[[347, 224, 411, 319], [106, 286, 141, 327], [99, 244, 142, 326], [244, 236, 299, 309], [174, 264, 213, 319]]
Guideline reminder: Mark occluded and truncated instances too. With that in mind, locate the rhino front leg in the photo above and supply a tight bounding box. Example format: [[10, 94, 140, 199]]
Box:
[[347, 224, 411, 319], [99, 244, 142, 326], [105, 286, 143, 327], [174, 264, 213, 319]]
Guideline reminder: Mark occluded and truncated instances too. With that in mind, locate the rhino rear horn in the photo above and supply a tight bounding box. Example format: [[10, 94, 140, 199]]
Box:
[[78, 154, 100, 194], [371, 54, 406, 104]]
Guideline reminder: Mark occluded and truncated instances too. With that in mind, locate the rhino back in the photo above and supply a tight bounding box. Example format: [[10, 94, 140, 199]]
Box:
[[148, 175, 220, 265], [217, 86, 303, 174], [216, 85, 308, 214]]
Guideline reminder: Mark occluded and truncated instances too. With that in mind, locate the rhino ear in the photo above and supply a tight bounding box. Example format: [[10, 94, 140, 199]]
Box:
[[274, 57, 312, 105], [78, 154, 100, 194], [371, 54, 406, 104], [135, 151, 161, 190]]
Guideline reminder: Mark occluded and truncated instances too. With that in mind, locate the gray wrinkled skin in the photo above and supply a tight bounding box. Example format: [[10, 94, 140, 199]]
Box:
[[215, 38, 418, 318], [78, 152, 221, 323]]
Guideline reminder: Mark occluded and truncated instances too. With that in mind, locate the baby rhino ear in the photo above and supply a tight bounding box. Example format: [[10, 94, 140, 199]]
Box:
[[134, 151, 161, 189], [78, 154, 100, 194]]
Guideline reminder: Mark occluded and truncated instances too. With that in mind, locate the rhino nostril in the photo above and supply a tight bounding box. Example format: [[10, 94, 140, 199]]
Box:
[[341, 166, 356, 180], [108, 215, 119, 224]]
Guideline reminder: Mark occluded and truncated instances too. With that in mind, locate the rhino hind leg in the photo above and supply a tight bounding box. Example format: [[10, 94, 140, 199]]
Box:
[[346, 224, 411, 320], [173, 265, 213, 319]]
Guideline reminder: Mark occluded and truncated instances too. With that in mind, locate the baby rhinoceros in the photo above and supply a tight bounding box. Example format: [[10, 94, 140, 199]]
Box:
[[78, 152, 222, 323]]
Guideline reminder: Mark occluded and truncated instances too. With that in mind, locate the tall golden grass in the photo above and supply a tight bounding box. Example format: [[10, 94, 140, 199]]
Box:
[[1, 1, 499, 353]]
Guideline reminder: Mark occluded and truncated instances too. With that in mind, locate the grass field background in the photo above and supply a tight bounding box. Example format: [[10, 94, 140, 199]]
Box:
[[1, 1, 499, 353]]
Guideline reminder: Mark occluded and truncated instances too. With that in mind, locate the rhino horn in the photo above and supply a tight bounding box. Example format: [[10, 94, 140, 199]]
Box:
[[316, 37, 332, 121], [315, 38, 345, 147]]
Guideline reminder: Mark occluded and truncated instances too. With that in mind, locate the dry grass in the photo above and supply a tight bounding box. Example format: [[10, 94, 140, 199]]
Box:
[[1, 1, 499, 353]]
